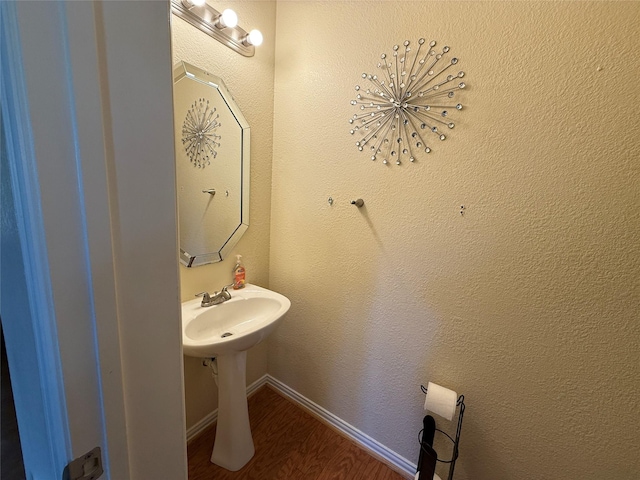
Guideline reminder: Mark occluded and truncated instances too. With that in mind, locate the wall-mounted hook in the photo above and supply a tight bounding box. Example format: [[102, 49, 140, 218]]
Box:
[[328, 197, 334, 206], [351, 198, 364, 208], [202, 189, 216, 196]]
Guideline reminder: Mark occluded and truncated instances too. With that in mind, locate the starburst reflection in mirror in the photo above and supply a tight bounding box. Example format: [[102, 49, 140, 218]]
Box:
[[349, 39, 466, 166], [182, 98, 221, 168]]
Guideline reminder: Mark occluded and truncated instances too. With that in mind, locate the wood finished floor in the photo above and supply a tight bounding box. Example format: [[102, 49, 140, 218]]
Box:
[[188, 385, 407, 480]]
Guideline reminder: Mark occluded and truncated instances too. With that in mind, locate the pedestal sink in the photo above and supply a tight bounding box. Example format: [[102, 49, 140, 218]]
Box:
[[181, 284, 290, 471]]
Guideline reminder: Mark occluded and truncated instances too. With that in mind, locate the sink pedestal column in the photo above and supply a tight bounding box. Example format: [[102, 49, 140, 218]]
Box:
[[210, 351, 255, 471]]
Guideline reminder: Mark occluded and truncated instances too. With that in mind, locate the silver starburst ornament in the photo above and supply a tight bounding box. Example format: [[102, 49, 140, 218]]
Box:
[[349, 39, 466, 166], [182, 98, 222, 168]]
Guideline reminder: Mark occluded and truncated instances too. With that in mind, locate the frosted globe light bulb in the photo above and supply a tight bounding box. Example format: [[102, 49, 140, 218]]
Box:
[[220, 8, 238, 28], [247, 29, 263, 46]]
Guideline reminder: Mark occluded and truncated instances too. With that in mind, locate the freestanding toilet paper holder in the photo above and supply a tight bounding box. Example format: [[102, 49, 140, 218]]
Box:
[[419, 384, 466, 480]]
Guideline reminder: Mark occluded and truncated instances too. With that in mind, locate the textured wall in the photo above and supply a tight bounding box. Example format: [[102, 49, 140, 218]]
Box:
[[268, 2, 640, 479], [171, 1, 277, 429]]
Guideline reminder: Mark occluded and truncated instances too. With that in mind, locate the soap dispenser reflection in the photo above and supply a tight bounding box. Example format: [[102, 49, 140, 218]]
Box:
[[233, 255, 246, 290]]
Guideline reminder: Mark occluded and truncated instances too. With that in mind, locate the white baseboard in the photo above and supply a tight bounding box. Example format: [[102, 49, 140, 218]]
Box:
[[266, 375, 416, 479], [186, 408, 218, 443], [185, 374, 415, 479]]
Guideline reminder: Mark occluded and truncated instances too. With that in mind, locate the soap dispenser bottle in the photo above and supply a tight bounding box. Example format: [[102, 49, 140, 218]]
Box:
[[232, 255, 246, 290]]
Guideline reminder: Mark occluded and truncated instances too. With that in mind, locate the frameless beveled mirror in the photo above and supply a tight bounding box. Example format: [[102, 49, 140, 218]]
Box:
[[173, 61, 250, 267]]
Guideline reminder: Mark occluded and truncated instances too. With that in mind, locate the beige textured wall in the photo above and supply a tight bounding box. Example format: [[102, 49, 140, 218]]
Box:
[[171, 0, 277, 429], [269, 2, 640, 479]]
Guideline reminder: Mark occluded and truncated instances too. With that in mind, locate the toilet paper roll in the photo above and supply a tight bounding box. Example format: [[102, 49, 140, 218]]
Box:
[[423, 382, 457, 421]]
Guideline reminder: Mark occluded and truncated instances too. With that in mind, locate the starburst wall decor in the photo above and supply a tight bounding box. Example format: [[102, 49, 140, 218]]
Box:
[[349, 39, 466, 166], [182, 98, 221, 168]]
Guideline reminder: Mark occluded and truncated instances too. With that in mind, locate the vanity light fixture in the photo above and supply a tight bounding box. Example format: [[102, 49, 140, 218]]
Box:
[[213, 8, 238, 29], [242, 29, 263, 47], [171, 0, 262, 57]]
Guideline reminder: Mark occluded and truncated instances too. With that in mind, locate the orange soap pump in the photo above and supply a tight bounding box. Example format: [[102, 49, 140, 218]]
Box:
[[232, 254, 246, 289]]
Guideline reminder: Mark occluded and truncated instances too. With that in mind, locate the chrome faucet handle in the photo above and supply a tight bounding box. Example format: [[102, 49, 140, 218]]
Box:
[[195, 291, 213, 306], [219, 283, 234, 299]]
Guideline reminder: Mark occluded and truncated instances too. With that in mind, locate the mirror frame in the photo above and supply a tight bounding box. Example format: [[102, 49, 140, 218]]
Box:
[[173, 61, 250, 267]]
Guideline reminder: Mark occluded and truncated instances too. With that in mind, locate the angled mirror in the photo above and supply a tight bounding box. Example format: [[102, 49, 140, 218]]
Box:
[[173, 61, 250, 267]]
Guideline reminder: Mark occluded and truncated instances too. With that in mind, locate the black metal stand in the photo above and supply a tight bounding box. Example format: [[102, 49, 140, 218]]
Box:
[[418, 385, 465, 480]]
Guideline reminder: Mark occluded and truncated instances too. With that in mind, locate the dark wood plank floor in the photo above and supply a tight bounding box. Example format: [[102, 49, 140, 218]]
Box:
[[188, 385, 408, 480]]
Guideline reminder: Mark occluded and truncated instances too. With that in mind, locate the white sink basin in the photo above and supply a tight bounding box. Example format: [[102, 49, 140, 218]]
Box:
[[181, 284, 290, 357]]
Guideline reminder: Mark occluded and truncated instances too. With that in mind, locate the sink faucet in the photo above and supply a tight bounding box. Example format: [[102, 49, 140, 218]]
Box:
[[196, 284, 233, 307]]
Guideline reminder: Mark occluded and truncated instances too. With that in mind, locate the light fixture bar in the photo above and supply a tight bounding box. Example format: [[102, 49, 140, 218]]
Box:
[[171, 0, 255, 57]]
